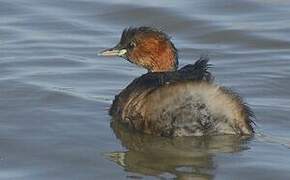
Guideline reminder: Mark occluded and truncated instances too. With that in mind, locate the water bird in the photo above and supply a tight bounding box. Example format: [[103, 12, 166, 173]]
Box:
[[98, 26, 254, 136]]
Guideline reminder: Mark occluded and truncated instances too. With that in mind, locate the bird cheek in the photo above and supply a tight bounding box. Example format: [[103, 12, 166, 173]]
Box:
[[127, 50, 139, 63], [124, 51, 136, 64]]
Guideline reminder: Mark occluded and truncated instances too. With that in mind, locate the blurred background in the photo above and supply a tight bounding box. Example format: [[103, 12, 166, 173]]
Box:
[[1, 0, 290, 179]]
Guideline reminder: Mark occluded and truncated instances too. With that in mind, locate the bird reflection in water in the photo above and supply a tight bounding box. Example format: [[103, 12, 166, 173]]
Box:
[[106, 120, 251, 179]]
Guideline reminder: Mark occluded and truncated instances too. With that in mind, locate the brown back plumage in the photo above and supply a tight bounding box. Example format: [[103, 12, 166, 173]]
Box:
[[109, 58, 255, 136]]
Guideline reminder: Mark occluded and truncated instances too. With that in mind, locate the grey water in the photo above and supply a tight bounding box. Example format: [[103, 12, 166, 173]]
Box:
[[1, 0, 290, 179]]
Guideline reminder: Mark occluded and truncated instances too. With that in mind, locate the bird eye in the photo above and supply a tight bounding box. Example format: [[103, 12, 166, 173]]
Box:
[[128, 41, 136, 49]]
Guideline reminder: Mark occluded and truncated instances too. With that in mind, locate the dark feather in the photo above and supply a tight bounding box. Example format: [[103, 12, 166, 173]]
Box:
[[120, 26, 171, 45]]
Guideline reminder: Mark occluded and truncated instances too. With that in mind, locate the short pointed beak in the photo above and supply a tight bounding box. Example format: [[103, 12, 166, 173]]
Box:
[[98, 48, 127, 57]]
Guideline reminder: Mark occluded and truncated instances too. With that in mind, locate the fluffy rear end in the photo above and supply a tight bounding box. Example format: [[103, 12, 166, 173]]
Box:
[[143, 82, 254, 136]]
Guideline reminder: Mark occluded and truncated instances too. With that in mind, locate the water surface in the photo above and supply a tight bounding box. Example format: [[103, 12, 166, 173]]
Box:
[[1, 0, 290, 179]]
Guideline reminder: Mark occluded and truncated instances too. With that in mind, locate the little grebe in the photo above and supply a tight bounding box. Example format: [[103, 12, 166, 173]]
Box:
[[99, 27, 254, 136]]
